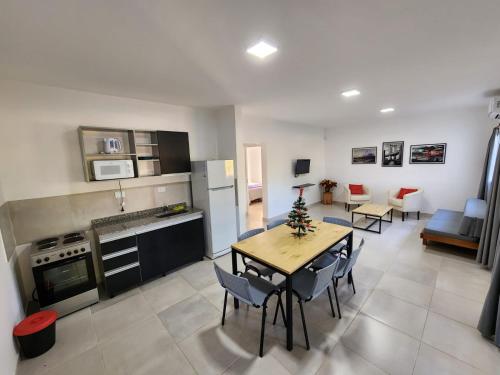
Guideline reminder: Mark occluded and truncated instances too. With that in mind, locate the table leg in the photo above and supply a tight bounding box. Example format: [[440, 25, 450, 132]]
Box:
[[286, 276, 293, 351], [390, 209, 393, 223], [378, 216, 382, 234], [231, 249, 239, 309], [347, 232, 353, 284]]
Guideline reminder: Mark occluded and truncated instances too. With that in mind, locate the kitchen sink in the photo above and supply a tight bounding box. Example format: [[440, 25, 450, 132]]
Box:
[[155, 210, 188, 218]]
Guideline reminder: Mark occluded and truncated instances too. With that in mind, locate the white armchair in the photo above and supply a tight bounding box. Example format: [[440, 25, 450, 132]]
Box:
[[344, 184, 371, 211], [388, 188, 423, 221]]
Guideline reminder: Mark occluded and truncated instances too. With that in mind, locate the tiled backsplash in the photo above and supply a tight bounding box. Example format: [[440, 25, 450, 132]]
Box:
[[8, 182, 191, 245]]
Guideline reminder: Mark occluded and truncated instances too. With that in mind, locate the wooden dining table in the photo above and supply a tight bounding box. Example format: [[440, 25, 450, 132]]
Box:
[[231, 220, 353, 351]]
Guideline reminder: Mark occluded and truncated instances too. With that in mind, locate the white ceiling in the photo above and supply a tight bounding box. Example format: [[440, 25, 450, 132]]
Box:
[[1, 0, 499, 126]]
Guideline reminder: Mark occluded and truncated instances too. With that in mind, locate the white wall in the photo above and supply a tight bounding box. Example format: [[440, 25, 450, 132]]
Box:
[[325, 107, 493, 213], [236, 114, 326, 229], [0, 221, 23, 375], [246, 146, 262, 184], [0, 80, 219, 202]]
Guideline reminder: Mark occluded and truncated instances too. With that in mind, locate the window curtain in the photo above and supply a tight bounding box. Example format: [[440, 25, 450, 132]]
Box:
[[477, 127, 500, 346], [477, 128, 500, 267]]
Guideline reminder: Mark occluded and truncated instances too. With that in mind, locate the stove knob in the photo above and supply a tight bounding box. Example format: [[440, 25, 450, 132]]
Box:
[[73, 249, 78, 254], [36, 259, 42, 264], [66, 251, 72, 256], [80, 247, 86, 253], [44, 257, 50, 262], [59, 253, 64, 258]]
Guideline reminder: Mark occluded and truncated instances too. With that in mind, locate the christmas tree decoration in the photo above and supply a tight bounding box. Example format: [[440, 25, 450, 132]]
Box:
[[287, 188, 316, 237]]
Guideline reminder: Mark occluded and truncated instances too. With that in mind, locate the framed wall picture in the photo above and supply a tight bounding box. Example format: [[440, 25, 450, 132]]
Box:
[[352, 147, 377, 164], [409, 143, 447, 164], [382, 141, 404, 167]]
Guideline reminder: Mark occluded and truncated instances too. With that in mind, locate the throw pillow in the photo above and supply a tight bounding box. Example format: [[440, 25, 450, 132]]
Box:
[[349, 184, 364, 195], [397, 188, 418, 199]]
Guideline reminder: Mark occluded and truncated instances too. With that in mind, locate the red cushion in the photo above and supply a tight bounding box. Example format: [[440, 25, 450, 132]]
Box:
[[397, 188, 418, 199], [349, 184, 364, 195]]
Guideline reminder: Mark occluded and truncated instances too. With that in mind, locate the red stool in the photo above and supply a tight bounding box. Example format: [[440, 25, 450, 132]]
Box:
[[13, 310, 57, 358]]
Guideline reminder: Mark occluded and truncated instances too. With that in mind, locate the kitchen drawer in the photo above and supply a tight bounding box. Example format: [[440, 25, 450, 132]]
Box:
[[100, 235, 137, 256], [102, 247, 138, 272], [104, 263, 141, 297]]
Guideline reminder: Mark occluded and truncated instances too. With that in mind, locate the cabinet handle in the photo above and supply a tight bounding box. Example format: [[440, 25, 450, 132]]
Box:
[[102, 247, 138, 260], [104, 262, 140, 277]]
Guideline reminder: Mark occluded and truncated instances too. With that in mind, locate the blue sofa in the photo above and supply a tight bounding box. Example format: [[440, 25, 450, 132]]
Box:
[[420, 198, 486, 250]]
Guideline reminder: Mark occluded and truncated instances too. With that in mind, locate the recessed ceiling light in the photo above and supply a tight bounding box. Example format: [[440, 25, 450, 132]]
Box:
[[341, 89, 361, 97], [246, 41, 277, 59], [380, 107, 395, 113]]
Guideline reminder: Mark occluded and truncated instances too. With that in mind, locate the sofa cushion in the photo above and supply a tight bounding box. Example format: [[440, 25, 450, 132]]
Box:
[[389, 197, 403, 207], [350, 194, 370, 202], [458, 198, 486, 238], [397, 188, 418, 199], [349, 184, 364, 195], [423, 209, 478, 242]]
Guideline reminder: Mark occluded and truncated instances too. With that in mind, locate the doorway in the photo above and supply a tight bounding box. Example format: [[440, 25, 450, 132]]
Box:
[[244, 145, 264, 229]]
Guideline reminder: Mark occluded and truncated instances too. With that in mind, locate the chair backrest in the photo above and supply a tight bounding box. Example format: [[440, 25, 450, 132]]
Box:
[[213, 263, 254, 305], [238, 227, 265, 241], [266, 219, 288, 230], [310, 257, 340, 300], [343, 238, 365, 275], [323, 217, 352, 228]]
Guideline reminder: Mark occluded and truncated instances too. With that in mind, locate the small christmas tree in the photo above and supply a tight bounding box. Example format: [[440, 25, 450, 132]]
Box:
[[287, 188, 316, 237]]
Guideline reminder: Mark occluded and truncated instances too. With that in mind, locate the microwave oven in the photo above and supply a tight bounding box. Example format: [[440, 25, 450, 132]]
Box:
[[92, 160, 135, 180]]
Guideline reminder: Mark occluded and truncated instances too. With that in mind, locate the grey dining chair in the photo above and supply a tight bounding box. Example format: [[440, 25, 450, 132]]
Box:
[[213, 263, 286, 357], [273, 257, 340, 350], [266, 218, 288, 230], [310, 216, 352, 270], [309, 238, 364, 319], [238, 228, 276, 280]]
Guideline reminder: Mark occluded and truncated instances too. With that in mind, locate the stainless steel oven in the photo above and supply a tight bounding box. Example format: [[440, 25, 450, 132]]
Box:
[[31, 232, 99, 317]]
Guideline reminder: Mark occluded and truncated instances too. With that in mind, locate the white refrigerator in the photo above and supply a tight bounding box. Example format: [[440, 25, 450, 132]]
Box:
[[191, 160, 238, 259]]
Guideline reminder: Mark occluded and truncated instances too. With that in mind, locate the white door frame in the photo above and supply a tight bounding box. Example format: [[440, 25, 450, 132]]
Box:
[[243, 143, 267, 218]]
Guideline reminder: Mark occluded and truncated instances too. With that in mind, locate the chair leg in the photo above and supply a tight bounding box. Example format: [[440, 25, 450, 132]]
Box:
[[326, 286, 336, 318], [402, 212, 405, 221], [351, 274, 356, 294], [298, 300, 310, 350], [222, 290, 228, 326], [332, 281, 341, 319], [417, 211, 420, 220], [259, 306, 267, 357], [278, 294, 287, 327]]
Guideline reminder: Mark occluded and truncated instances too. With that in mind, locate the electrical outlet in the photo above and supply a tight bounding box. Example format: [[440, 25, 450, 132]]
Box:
[[115, 191, 125, 199], [157, 186, 167, 193]]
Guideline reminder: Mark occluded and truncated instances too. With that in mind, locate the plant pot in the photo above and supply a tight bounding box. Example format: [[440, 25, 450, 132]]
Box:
[[322, 191, 333, 205]]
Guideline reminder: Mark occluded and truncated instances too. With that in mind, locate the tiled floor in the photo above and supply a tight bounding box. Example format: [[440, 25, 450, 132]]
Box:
[[17, 203, 499, 375]]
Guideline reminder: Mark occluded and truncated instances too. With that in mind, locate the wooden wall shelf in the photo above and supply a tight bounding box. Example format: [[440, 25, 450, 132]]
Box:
[[292, 183, 316, 189]]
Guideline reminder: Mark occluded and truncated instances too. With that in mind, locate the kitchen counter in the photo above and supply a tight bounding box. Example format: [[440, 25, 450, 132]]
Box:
[[93, 207, 204, 243]]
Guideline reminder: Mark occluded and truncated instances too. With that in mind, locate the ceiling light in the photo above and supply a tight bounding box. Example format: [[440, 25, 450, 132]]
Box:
[[380, 107, 395, 113], [246, 41, 277, 59], [341, 89, 361, 97]]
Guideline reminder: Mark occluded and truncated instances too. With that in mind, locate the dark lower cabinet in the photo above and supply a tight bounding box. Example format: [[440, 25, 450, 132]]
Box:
[[100, 216, 205, 296], [137, 218, 205, 282], [137, 227, 170, 282], [166, 218, 205, 270], [105, 264, 141, 297]]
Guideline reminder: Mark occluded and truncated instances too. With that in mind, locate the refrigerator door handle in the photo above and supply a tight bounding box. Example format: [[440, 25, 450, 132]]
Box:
[[209, 185, 234, 191]]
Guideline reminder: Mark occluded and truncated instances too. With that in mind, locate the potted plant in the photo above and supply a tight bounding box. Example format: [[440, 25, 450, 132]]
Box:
[[319, 179, 337, 205]]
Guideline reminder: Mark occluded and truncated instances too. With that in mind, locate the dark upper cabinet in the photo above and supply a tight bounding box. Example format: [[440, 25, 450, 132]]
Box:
[[157, 131, 191, 174]]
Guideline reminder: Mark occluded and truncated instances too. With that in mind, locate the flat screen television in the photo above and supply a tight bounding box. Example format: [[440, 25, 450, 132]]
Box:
[[295, 159, 310, 176]]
